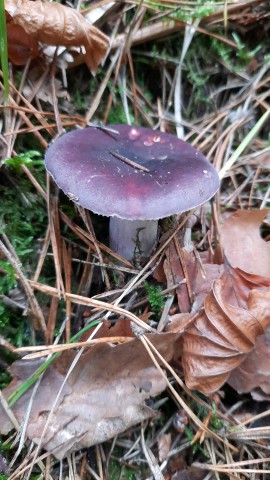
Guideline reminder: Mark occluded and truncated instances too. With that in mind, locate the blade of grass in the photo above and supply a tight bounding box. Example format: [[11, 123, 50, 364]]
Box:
[[7, 319, 101, 406], [219, 109, 270, 179], [0, 0, 9, 101]]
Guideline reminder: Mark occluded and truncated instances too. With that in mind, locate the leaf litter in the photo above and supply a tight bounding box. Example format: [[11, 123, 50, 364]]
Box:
[[164, 209, 270, 394], [1, 208, 269, 460], [182, 268, 270, 394], [0, 333, 181, 459], [1, 0, 270, 477]]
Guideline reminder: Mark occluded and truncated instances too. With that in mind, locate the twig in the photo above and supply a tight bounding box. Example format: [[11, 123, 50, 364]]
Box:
[[0, 391, 20, 432], [141, 424, 164, 480], [27, 280, 155, 332], [16, 336, 134, 359], [110, 150, 150, 172]]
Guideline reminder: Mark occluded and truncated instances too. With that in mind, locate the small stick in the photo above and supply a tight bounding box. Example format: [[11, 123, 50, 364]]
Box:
[[88, 123, 120, 135], [110, 150, 150, 173]]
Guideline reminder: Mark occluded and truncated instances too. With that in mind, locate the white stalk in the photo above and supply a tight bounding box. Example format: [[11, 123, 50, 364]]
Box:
[[109, 218, 158, 260]]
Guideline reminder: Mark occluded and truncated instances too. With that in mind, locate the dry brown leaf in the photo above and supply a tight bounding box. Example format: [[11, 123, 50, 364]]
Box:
[[86, 318, 135, 340], [228, 329, 270, 400], [22, 68, 69, 104], [164, 245, 224, 315], [163, 244, 195, 313], [7, 22, 39, 65], [166, 312, 195, 334], [158, 433, 171, 462], [0, 333, 180, 459], [5, 0, 109, 74], [182, 268, 270, 394], [221, 209, 270, 277]]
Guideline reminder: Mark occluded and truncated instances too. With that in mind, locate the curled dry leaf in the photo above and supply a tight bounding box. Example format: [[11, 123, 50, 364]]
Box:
[[221, 209, 270, 399], [6, 22, 39, 65], [228, 328, 270, 400], [0, 333, 181, 459], [5, 0, 109, 73], [165, 250, 224, 334], [182, 268, 270, 394], [221, 209, 270, 277]]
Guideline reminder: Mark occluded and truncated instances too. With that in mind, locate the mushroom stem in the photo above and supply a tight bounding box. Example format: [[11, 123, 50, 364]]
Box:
[[109, 218, 158, 260]]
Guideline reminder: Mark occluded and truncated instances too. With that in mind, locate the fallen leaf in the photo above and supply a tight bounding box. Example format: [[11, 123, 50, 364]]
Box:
[[5, 0, 109, 74], [182, 268, 270, 394], [228, 328, 270, 400], [163, 243, 194, 313], [0, 333, 180, 459], [22, 69, 69, 104], [165, 254, 224, 334], [166, 312, 195, 334], [158, 433, 171, 462], [221, 209, 270, 277], [7, 22, 39, 65], [89, 318, 135, 339], [164, 245, 223, 315]]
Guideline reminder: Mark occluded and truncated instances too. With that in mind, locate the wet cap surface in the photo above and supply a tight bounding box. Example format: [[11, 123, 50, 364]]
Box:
[[45, 125, 220, 220]]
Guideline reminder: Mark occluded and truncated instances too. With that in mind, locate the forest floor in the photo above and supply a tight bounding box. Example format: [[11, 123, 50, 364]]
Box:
[[1, 0, 270, 479]]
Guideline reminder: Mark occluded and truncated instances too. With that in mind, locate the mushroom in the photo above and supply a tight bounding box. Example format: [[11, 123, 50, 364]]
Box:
[[45, 125, 220, 260]]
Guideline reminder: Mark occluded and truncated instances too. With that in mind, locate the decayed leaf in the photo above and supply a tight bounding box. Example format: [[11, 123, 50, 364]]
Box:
[[22, 67, 69, 104], [228, 328, 270, 400], [163, 244, 196, 313], [158, 433, 171, 462], [221, 209, 270, 277], [5, 0, 109, 74], [0, 333, 180, 459], [182, 268, 270, 394]]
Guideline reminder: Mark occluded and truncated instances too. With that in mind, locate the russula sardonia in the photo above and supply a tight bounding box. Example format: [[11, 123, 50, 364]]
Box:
[[45, 125, 220, 259]]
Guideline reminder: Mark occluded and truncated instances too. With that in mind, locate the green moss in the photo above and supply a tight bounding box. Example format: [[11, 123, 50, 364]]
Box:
[[144, 282, 166, 318], [0, 155, 47, 344]]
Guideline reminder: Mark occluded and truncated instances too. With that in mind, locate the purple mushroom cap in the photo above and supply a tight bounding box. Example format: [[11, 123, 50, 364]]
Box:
[[45, 125, 220, 220]]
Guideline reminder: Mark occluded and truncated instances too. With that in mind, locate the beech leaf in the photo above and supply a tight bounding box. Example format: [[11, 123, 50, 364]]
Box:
[[182, 269, 270, 394], [228, 329, 270, 400], [5, 0, 109, 73]]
